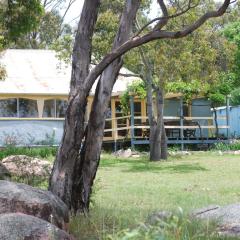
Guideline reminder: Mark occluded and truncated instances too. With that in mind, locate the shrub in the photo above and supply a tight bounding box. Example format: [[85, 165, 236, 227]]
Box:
[[0, 146, 57, 160], [106, 209, 234, 240], [212, 140, 240, 151]]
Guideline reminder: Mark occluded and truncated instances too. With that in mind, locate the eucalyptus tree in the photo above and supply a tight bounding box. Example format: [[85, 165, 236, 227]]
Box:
[[0, 0, 43, 79], [11, 0, 74, 49], [122, 19, 234, 160], [49, 0, 232, 213]]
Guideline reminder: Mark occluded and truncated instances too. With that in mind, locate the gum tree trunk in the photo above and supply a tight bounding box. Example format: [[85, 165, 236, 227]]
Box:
[[140, 49, 167, 161], [50, 0, 140, 213], [149, 87, 167, 161], [76, 0, 140, 212], [49, 0, 101, 211]]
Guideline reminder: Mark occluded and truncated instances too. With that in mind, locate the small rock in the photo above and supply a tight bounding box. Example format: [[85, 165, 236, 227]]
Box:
[[114, 148, 132, 158], [181, 151, 191, 155], [0, 213, 75, 240], [0, 180, 69, 230], [122, 148, 132, 158], [234, 150, 240, 155], [132, 154, 140, 158], [1, 155, 52, 177]]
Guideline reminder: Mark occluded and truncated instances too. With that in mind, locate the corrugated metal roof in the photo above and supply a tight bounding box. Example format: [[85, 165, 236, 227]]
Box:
[[0, 49, 141, 96]]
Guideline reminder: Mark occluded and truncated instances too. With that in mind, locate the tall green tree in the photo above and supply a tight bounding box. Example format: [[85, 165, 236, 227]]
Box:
[[0, 0, 43, 79], [11, 0, 74, 49]]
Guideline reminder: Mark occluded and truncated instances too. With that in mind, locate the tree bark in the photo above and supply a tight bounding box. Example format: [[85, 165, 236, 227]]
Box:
[[149, 88, 167, 161], [212, 105, 219, 138], [140, 48, 167, 161], [49, 0, 100, 210], [161, 122, 168, 159], [54, 0, 140, 213]]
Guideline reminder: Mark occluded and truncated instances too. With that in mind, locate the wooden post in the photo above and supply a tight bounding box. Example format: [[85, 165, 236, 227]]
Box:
[[54, 99, 57, 118], [111, 99, 118, 150], [180, 97, 184, 151], [141, 99, 146, 122], [37, 99, 44, 118], [17, 98, 20, 118], [130, 95, 135, 150], [226, 95, 230, 140]]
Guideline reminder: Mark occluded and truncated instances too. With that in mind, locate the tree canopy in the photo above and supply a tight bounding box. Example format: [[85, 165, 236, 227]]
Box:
[[0, 0, 43, 79], [0, 0, 43, 45]]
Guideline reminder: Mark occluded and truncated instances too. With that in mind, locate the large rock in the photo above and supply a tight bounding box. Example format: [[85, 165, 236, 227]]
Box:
[[193, 204, 240, 237], [0, 213, 75, 240], [0, 180, 69, 230], [1, 155, 52, 177]]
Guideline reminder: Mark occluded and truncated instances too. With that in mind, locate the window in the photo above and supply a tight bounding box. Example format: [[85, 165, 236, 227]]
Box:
[[43, 100, 55, 118], [56, 100, 68, 118], [133, 102, 142, 136], [104, 104, 112, 137], [0, 98, 17, 117], [115, 101, 127, 137], [19, 99, 38, 118]]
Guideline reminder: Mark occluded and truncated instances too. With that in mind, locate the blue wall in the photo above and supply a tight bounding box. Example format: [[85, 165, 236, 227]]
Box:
[[164, 98, 180, 116], [163, 98, 212, 138], [191, 98, 212, 138], [216, 105, 240, 138], [0, 120, 64, 146]]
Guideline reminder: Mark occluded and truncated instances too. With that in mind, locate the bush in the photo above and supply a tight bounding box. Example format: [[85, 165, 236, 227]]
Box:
[[212, 140, 240, 151], [107, 209, 235, 240], [0, 146, 57, 160]]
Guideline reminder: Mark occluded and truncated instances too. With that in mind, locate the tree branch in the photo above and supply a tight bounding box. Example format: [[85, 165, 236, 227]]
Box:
[[134, 0, 199, 37], [84, 0, 231, 93], [153, 0, 168, 30]]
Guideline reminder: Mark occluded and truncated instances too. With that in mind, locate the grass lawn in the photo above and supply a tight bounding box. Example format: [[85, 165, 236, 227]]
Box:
[[70, 152, 240, 239]]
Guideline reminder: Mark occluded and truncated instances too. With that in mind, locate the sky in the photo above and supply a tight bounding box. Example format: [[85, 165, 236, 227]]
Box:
[[64, 0, 160, 26], [63, 0, 223, 27]]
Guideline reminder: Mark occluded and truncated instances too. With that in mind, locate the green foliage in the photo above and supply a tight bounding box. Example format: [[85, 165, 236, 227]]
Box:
[[120, 80, 146, 115], [166, 80, 201, 102], [51, 34, 73, 65], [93, 10, 119, 61], [108, 210, 221, 240], [222, 21, 240, 98], [0, 147, 57, 160], [0, 0, 43, 80], [93, 0, 151, 62], [1, 0, 43, 43], [208, 72, 235, 106], [230, 88, 240, 106], [0, 64, 6, 80], [212, 140, 240, 151]]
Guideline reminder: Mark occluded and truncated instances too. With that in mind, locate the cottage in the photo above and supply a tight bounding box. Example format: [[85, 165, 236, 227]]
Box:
[[0, 49, 229, 147]]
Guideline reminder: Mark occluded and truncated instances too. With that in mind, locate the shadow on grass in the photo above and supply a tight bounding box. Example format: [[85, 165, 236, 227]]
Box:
[[100, 157, 208, 173], [124, 162, 208, 173]]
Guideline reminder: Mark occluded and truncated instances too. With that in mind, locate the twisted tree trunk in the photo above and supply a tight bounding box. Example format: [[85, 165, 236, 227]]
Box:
[[50, 0, 140, 213], [49, 0, 101, 212]]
